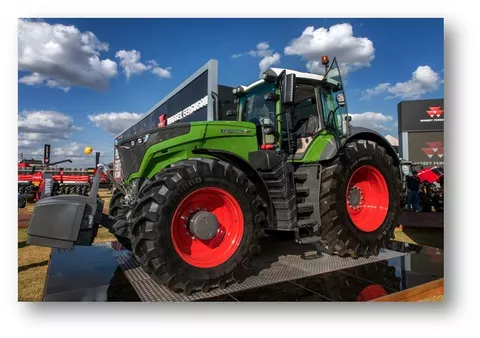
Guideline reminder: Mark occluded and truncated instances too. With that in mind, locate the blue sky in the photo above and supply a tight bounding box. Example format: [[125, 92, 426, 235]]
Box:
[[18, 18, 444, 166]]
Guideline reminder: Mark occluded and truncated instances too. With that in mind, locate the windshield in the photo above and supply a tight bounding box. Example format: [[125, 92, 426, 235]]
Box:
[[240, 82, 276, 126]]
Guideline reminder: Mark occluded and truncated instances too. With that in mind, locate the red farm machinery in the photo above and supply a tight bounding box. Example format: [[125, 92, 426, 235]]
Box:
[[17, 145, 111, 201]]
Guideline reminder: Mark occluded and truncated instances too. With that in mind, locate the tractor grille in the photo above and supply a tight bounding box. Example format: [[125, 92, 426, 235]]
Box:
[[116, 123, 191, 179]]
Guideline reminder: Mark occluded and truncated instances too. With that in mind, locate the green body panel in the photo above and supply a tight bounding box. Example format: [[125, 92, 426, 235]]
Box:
[[289, 132, 336, 164], [126, 121, 259, 182]]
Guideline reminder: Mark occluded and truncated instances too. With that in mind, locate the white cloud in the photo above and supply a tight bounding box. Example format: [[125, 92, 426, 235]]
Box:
[[350, 112, 394, 132], [386, 66, 441, 99], [249, 42, 273, 58], [152, 66, 172, 78], [20, 142, 111, 167], [284, 23, 375, 76], [259, 53, 281, 73], [19, 72, 44, 86], [116, 50, 172, 79], [18, 132, 62, 148], [385, 135, 399, 146], [115, 50, 148, 79], [18, 110, 82, 163], [233, 42, 281, 76], [88, 112, 143, 135], [362, 66, 442, 100], [18, 19, 118, 91], [18, 110, 81, 146], [361, 83, 390, 100], [51, 142, 80, 156]]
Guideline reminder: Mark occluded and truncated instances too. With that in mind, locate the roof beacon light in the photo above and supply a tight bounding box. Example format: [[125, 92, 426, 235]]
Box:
[[321, 55, 329, 66]]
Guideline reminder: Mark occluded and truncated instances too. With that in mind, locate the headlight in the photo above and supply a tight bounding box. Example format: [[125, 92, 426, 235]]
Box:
[[125, 134, 150, 148]]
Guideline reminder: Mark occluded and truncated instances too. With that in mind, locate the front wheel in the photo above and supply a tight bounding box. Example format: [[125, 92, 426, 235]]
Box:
[[129, 159, 266, 294], [319, 139, 402, 257]]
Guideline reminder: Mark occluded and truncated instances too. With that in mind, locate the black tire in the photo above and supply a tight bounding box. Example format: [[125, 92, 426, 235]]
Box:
[[129, 158, 266, 294], [109, 189, 132, 250], [319, 139, 401, 258]]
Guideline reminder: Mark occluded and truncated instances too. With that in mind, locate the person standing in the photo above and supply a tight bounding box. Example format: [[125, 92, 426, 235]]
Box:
[[406, 170, 421, 212]]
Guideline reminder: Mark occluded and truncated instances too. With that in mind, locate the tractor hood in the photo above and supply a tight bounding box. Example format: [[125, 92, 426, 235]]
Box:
[[114, 120, 258, 182]]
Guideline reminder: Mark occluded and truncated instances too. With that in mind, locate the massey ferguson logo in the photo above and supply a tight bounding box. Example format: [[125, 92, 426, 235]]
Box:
[[426, 106, 443, 118], [420, 106, 444, 123], [421, 142, 444, 159]]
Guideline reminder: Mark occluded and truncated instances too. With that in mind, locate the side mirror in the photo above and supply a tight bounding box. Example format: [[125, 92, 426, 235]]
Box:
[[226, 110, 237, 117], [281, 73, 296, 105], [262, 69, 277, 83], [336, 93, 346, 107]]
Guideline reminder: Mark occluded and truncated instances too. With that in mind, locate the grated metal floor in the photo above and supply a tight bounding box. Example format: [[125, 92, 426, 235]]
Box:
[[109, 238, 406, 302]]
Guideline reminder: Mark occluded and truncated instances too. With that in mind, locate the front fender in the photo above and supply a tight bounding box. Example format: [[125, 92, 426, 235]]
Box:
[[192, 148, 273, 226]]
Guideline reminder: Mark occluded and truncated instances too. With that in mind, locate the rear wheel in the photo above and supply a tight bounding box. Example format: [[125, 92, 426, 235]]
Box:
[[319, 139, 401, 257], [130, 158, 266, 294]]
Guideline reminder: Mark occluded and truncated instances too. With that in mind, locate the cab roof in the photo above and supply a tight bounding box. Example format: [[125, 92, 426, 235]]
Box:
[[239, 67, 339, 91]]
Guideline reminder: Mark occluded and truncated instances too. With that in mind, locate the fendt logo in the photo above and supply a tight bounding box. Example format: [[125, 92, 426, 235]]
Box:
[[421, 142, 444, 159], [420, 106, 444, 123]]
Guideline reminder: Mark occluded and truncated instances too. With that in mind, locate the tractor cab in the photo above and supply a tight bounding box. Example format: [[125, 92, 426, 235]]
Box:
[[232, 56, 350, 159]]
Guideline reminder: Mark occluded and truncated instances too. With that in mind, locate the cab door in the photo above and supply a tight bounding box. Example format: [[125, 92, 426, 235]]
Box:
[[319, 58, 350, 142]]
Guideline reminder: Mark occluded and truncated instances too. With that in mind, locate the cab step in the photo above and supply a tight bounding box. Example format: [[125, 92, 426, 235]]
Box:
[[293, 172, 308, 182], [295, 186, 309, 197], [297, 236, 323, 244], [294, 229, 325, 258], [298, 218, 317, 228], [297, 202, 314, 214]]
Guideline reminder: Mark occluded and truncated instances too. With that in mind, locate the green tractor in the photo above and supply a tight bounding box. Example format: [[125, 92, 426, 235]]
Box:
[[27, 56, 401, 294]]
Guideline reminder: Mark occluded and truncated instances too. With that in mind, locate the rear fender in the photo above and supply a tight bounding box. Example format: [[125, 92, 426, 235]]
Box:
[[346, 127, 400, 166], [316, 128, 400, 167]]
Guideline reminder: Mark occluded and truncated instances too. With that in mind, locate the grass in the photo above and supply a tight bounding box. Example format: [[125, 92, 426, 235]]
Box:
[[18, 189, 443, 301], [394, 227, 444, 250], [18, 227, 51, 301]]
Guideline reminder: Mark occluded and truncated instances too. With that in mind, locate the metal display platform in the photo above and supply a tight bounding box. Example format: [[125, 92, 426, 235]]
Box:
[[43, 237, 443, 302], [112, 246, 405, 302]]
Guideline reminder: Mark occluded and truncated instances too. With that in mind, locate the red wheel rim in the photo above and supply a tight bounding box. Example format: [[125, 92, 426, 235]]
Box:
[[171, 187, 244, 268], [355, 284, 388, 301], [346, 165, 389, 232]]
